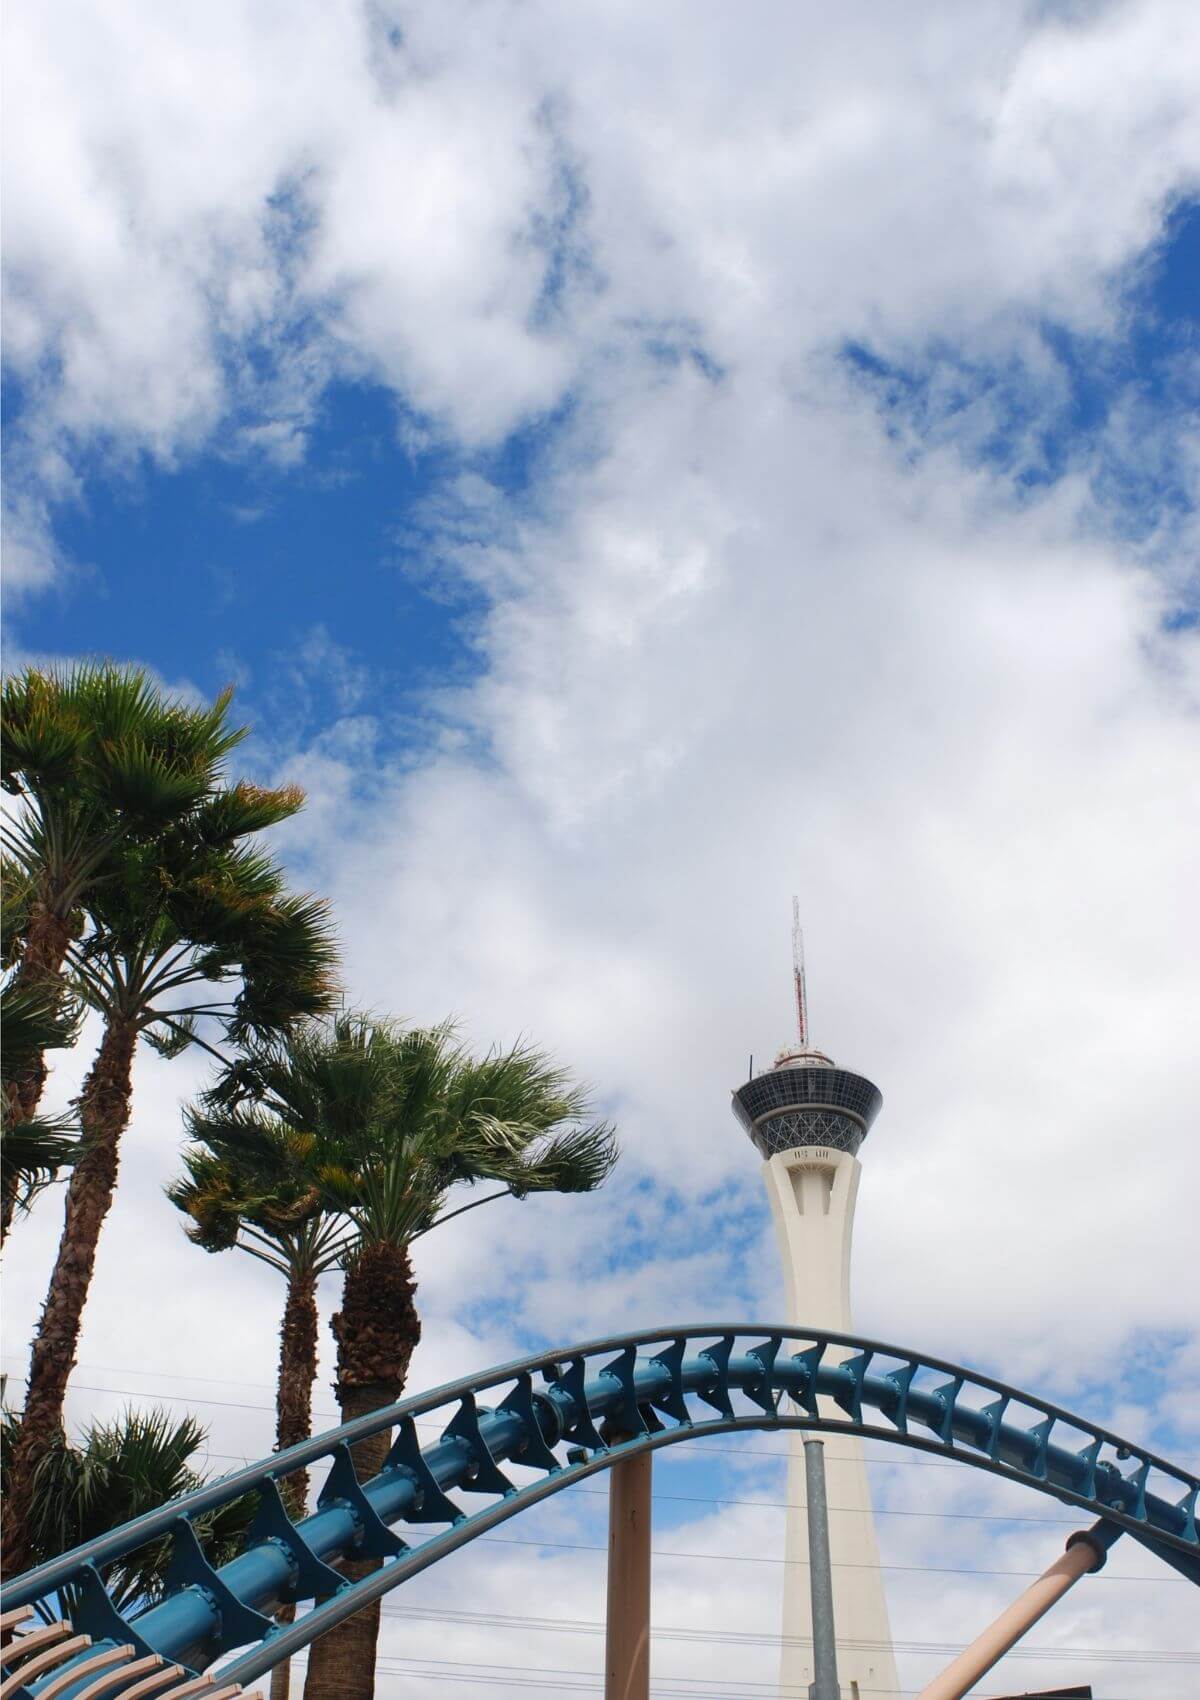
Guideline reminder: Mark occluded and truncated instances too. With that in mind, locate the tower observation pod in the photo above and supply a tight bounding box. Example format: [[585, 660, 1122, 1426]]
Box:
[[731, 906, 900, 1700]]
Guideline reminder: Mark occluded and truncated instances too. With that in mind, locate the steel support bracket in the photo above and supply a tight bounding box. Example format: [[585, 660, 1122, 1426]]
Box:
[[788, 1344, 823, 1418], [694, 1336, 735, 1417], [67, 1562, 159, 1664], [744, 1337, 782, 1415], [382, 1417, 463, 1524], [442, 1397, 515, 1496], [318, 1445, 408, 1558], [929, 1378, 964, 1448], [880, 1360, 916, 1435], [497, 1374, 561, 1472], [246, 1477, 347, 1603], [162, 1517, 274, 1656], [598, 1345, 647, 1439], [546, 1357, 606, 1452], [829, 1350, 871, 1424], [647, 1338, 691, 1425]]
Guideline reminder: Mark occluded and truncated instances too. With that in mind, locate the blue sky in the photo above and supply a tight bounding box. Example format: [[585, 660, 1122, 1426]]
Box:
[[11, 201, 1196, 712], [8, 378, 470, 732], [4, 3, 1199, 1692]]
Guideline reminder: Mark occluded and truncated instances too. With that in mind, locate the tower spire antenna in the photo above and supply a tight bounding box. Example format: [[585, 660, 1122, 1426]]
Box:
[[791, 896, 809, 1050]]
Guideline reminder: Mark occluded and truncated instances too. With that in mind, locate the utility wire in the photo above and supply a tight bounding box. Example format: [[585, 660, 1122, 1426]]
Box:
[[286, 1641, 1184, 1700], [373, 1600, 1200, 1663], [475, 1529, 1181, 1582], [357, 1652, 1186, 1700]]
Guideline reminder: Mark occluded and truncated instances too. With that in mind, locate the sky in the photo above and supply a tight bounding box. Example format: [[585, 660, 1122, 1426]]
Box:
[[3, 1, 1200, 1694]]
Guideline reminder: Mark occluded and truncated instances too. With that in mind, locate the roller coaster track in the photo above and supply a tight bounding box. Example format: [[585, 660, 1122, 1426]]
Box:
[[3, 1324, 1197, 1697]]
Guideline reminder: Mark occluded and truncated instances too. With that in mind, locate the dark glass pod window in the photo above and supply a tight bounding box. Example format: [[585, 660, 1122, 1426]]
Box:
[[732, 1067, 882, 1141], [752, 1110, 865, 1159]]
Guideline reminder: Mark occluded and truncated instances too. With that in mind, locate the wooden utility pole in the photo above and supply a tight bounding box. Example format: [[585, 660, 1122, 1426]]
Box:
[[604, 1450, 652, 1700]]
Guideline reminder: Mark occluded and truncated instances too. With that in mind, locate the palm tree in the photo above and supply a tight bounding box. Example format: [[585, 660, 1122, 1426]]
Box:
[[0, 1405, 254, 1614], [2, 790, 339, 1577], [201, 1014, 617, 1700], [167, 1127, 349, 1495], [167, 1128, 350, 1700], [1, 664, 245, 1122]]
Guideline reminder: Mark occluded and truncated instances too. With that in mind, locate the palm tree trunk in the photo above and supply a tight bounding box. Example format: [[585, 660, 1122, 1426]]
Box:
[[10, 908, 75, 1123], [1, 1014, 137, 1576], [1, 1099, 21, 1240], [301, 1244, 420, 1700], [270, 1268, 318, 1700]]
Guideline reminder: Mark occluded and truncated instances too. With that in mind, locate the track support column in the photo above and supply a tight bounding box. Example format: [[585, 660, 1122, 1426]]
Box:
[[915, 1521, 1121, 1700], [804, 1438, 841, 1700], [605, 1448, 652, 1700]]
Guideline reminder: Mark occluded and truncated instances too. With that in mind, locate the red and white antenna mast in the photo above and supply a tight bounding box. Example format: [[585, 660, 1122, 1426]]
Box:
[[791, 896, 809, 1050]]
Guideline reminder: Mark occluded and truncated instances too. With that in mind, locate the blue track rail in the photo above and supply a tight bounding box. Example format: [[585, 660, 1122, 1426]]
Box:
[[4, 1323, 1197, 1696]]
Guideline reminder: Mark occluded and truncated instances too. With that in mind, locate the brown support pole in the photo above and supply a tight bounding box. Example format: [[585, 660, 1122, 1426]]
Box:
[[915, 1522, 1118, 1700], [605, 1450, 652, 1700]]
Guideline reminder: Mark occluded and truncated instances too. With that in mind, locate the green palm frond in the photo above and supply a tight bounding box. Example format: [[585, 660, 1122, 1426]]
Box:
[[1, 975, 81, 1078], [60, 791, 338, 1040], [504, 1120, 619, 1196], [0, 1405, 255, 1613], [1, 1111, 83, 1213], [1, 671, 89, 791], [169, 1096, 348, 1277], [231, 893, 340, 1040], [1, 858, 38, 965], [93, 740, 211, 825], [142, 1014, 198, 1060], [186, 1012, 619, 1257], [2, 664, 243, 840], [166, 1154, 245, 1252], [191, 782, 307, 848]]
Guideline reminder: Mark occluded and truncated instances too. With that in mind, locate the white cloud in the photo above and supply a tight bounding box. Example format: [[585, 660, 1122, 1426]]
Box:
[[5, 0, 1200, 1689], [6, 1, 1200, 524]]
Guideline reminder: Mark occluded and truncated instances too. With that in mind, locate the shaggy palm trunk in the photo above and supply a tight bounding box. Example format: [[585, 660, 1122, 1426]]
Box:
[[2, 1015, 137, 1576], [1, 1101, 21, 1241], [301, 1244, 420, 1700], [10, 909, 75, 1124], [270, 1268, 319, 1700]]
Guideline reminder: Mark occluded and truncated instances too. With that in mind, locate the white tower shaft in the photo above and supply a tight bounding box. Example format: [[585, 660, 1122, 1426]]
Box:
[[764, 1145, 900, 1700]]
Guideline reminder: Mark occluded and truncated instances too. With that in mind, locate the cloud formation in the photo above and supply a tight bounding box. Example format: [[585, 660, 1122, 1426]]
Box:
[[4, 0, 1200, 1691]]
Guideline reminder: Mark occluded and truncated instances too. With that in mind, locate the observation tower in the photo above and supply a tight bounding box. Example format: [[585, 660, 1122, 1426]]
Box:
[[731, 905, 899, 1700]]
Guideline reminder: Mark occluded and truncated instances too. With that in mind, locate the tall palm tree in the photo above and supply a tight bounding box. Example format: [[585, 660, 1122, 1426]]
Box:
[[3, 794, 339, 1577], [167, 1127, 349, 1495], [167, 1128, 351, 1700], [201, 1014, 617, 1700], [1, 664, 244, 1121], [0, 1405, 254, 1615]]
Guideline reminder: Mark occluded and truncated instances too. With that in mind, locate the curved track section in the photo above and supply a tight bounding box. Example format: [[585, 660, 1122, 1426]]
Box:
[[4, 1324, 1197, 1697]]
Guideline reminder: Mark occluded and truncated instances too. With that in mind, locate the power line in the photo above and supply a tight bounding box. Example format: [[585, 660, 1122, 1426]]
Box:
[[373, 1601, 1200, 1664], [475, 1530, 1181, 1582], [372, 1656, 914, 1695], [282, 1642, 1188, 1700], [361, 1650, 1190, 1700]]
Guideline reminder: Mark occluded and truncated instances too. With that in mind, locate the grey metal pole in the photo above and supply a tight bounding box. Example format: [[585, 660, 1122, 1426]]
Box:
[[803, 1437, 841, 1700]]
